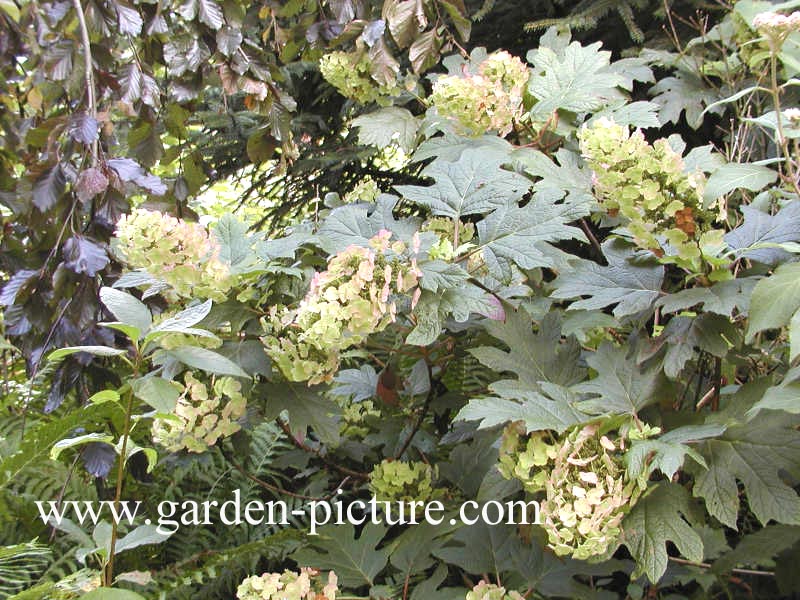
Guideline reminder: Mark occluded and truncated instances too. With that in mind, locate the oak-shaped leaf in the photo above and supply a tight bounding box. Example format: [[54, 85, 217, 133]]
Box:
[[395, 149, 531, 220], [352, 106, 419, 153], [477, 191, 589, 280], [469, 310, 585, 391], [259, 382, 342, 447], [292, 524, 389, 587], [622, 483, 704, 583], [527, 40, 625, 117], [318, 195, 418, 254], [551, 240, 664, 318], [693, 392, 800, 529], [573, 342, 663, 416], [725, 203, 800, 265]]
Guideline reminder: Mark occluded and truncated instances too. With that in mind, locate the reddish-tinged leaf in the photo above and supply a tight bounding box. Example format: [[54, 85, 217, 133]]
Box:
[[68, 112, 99, 145], [408, 29, 440, 74], [62, 236, 110, 276], [33, 164, 66, 211]]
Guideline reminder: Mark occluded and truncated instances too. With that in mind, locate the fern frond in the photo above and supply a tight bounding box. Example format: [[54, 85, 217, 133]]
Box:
[[152, 529, 304, 600], [524, 0, 648, 42], [473, 0, 496, 21], [0, 542, 52, 598]]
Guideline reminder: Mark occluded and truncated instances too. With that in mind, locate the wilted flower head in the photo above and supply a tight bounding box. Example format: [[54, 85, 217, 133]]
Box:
[[498, 421, 649, 560], [237, 568, 338, 600]]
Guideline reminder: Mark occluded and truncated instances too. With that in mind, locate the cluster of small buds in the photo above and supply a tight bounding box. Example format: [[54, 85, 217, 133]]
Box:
[[753, 11, 800, 50], [465, 582, 524, 600], [263, 231, 421, 384], [343, 177, 381, 203], [579, 118, 711, 265], [236, 568, 338, 600], [339, 399, 380, 438], [319, 51, 395, 103], [430, 50, 530, 136], [368, 459, 439, 502], [151, 373, 246, 453], [498, 421, 648, 560], [113, 208, 234, 302]]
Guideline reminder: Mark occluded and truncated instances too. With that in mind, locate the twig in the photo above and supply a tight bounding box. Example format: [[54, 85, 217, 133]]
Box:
[[276, 418, 368, 479], [580, 218, 603, 257], [72, 0, 98, 165], [668, 556, 775, 577], [105, 385, 136, 586], [222, 445, 349, 501], [394, 360, 434, 459]]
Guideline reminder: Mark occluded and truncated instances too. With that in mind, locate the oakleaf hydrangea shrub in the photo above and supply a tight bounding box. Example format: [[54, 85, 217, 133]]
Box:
[[237, 569, 338, 600], [579, 118, 713, 269], [368, 459, 439, 502], [430, 50, 529, 136], [499, 421, 650, 560], [151, 373, 246, 453], [262, 230, 421, 384], [114, 208, 234, 301]]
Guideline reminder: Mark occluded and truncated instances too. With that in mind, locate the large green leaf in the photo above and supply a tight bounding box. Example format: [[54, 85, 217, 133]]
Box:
[[622, 483, 704, 583], [213, 214, 257, 273], [132, 376, 181, 413], [395, 149, 531, 219], [292, 524, 389, 587], [476, 193, 589, 280], [259, 382, 342, 446], [406, 285, 503, 346], [574, 342, 663, 416], [551, 240, 664, 318], [456, 387, 585, 434], [351, 107, 420, 152], [725, 203, 800, 264], [656, 277, 757, 317], [469, 310, 584, 392], [99, 287, 151, 337], [527, 40, 625, 116], [165, 346, 249, 378], [747, 262, 800, 341], [694, 391, 800, 528], [703, 162, 778, 204], [318, 196, 418, 254], [80, 589, 147, 600]]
